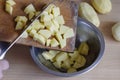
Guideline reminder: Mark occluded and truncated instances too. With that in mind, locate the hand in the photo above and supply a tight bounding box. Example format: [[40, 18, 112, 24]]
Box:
[[0, 60, 9, 79]]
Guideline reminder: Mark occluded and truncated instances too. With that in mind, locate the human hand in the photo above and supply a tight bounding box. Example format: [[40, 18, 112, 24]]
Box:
[[0, 60, 9, 79]]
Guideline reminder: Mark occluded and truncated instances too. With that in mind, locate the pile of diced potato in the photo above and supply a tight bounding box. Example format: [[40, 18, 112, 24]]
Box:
[[40, 42, 89, 73], [5, 0, 75, 49], [5, 0, 16, 15]]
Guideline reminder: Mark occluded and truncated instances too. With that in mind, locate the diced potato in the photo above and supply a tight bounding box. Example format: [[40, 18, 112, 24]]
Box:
[[5, 4, 13, 15], [59, 39, 66, 48], [80, 56, 86, 67], [24, 4, 36, 14], [63, 28, 74, 39], [50, 38, 59, 47], [45, 4, 56, 13], [15, 16, 28, 25], [55, 32, 66, 48], [61, 59, 71, 69], [31, 20, 45, 30], [54, 15, 65, 24], [49, 14, 54, 19], [33, 33, 46, 45], [53, 61, 61, 68], [21, 31, 28, 38], [67, 68, 77, 73], [78, 42, 89, 55], [38, 30, 52, 39], [73, 61, 82, 69], [29, 12, 35, 20], [49, 50, 60, 55], [42, 51, 53, 60], [15, 21, 24, 30], [69, 50, 79, 61], [59, 25, 70, 34], [52, 7, 60, 17], [75, 55, 82, 63], [55, 32, 63, 42], [6, 0, 16, 6], [46, 39, 51, 47], [40, 14, 52, 22], [29, 29, 37, 37], [55, 52, 68, 62], [52, 19, 59, 29], [45, 21, 58, 33]]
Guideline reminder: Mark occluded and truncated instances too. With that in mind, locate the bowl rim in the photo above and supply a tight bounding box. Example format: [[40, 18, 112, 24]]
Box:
[[30, 17, 105, 77]]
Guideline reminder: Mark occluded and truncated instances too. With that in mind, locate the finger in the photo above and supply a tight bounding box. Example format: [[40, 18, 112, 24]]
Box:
[[0, 60, 9, 70]]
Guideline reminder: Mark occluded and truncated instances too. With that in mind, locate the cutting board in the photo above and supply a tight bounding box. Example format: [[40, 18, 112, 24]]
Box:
[[0, 0, 78, 52]]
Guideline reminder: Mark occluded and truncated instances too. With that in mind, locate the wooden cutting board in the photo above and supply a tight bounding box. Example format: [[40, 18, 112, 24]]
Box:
[[0, 0, 77, 52]]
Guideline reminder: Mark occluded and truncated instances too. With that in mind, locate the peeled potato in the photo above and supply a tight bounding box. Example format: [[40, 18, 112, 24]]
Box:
[[91, 0, 112, 14], [112, 22, 120, 41], [78, 2, 100, 27]]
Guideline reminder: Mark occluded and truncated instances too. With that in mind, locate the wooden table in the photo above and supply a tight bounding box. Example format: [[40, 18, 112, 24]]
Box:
[[1, 0, 120, 80]]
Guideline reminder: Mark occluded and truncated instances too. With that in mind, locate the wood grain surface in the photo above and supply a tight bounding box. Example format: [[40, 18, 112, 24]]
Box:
[[1, 0, 120, 80], [0, 0, 77, 52]]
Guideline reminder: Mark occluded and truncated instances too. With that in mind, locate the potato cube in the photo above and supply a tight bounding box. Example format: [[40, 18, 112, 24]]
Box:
[[80, 56, 86, 67], [49, 50, 60, 55], [31, 20, 45, 30], [54, 15, 65, 24], [45, 21, 58, 33], [6, 0, 16, 6], [33, 33, 46, 45], [61, 59, 71, 69], [45, 4, 56, 13], [52, 7, 60, 17], [40, 14, 52, 22], [29, 29, 37, 37], [55, 32, 63, 42], [53, 61, 61, 68], [46, 39, 51, 47], [29, 12, 35, 20], [78, 42, 89, 55], [49, 14, 54, 19], [75, 55, 82, 63], [38, 30, 52, 39], [15, 21, 24, 30], [67, 68, 77, 73], [5, 4, 13, 15], [24, 4, 36, 14], [63, 28, 74, 39], [42, 51, 53, 60], [59, 25, 70, 34], [52, 19, 59, 29], [73, 61, 81, 69], [50, 38, 59, 47], [55, 52, 68, 62], [21, 31, 28, 38], [69, 50, 79, 61], [15, 16, 28, 25], [48, 50, 59, 62], [73, 55, 86, 68], [59, 39, 66, 48]]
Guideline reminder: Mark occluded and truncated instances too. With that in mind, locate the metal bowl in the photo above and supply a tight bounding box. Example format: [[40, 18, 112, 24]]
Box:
[[30, 17, 105, 77]]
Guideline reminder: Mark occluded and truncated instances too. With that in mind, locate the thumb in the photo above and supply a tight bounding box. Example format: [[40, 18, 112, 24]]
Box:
[[0, 60, 9, 70]]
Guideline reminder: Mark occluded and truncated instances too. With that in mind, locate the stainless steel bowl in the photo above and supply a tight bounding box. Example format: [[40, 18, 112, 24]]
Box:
[[30, 17, 105, 77]]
